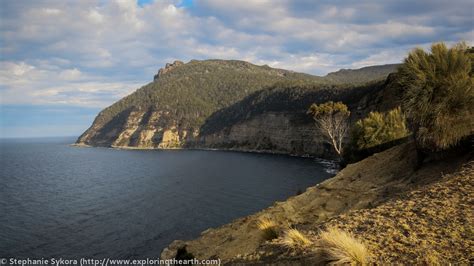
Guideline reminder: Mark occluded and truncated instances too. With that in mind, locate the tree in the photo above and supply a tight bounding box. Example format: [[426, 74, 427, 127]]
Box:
[[352, 107, 410, 150], [307, 101, 350, 156], [397, 42, 474, 152]]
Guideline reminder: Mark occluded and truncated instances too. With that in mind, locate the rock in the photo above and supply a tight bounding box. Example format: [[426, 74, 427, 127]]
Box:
[[160, 240, 186, 260], [154, 60, 184, 81], [198, 112, 330, 157]]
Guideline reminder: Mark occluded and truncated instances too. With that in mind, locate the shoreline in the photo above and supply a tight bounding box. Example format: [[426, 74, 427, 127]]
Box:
[[71, 142, 340, 173]]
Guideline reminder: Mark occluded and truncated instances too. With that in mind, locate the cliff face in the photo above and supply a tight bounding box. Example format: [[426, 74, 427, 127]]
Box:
[[77, 108, 198, 149], [77, 108, 325, 153], [194, 78, 395, 157], [76, 60, 398, 157], [197, 112, 328, 156]]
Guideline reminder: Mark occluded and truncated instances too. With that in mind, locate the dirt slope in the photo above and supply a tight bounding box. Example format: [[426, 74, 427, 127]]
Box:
[[238, 160, 473, 265]]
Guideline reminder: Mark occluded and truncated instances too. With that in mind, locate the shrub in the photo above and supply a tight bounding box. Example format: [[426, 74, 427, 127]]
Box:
[[257, 217, 279, 240], [282, 228, 313, 249], [397, 42, 474, 152], [352, 107, 410, 150], [318, 227, 369, 265]]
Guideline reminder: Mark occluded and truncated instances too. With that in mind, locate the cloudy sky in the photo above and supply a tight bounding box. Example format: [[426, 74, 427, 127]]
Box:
[[1, 0, 473, 137]]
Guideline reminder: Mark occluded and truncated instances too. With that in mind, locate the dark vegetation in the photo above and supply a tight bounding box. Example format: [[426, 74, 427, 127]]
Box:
[[175, 246, 195, 261], [199, 81, 385, 136]]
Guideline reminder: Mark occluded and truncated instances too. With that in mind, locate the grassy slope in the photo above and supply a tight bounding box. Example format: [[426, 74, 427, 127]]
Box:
[[161, 142, 471, 263]]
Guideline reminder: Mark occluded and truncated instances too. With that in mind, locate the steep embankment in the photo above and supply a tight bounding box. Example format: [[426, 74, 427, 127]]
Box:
[[76, 60, 398, 157], [160, 143, 472, 264]]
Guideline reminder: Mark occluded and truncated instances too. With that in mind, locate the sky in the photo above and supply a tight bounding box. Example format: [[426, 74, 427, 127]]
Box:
[[0, 0, 473, 138]]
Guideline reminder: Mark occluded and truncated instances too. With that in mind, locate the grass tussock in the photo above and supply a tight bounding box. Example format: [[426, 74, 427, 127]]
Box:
[[282, 228, 313, 249], [319, 227, 369, 265], [416, 250, 441, 265], [257, 217, 279, 240]]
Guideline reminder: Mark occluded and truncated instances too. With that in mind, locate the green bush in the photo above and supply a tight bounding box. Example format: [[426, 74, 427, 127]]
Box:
[[352, 107, 410, 150], [397, 42, 474, 151]]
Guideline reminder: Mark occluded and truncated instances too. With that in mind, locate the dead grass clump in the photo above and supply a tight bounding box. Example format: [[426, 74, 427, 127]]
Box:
[[282, 228, 313, 249], [319, 226, 369, 265], [257, 217, 279, 240], [416, 250, 441, 265]]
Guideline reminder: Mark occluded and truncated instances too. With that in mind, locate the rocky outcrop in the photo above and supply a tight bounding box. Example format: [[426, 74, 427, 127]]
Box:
[[77, 108, 199, 149], [153, 60, 184, 81]]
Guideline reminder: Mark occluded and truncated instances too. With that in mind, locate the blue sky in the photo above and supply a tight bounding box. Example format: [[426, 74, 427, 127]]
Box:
[[0, 0, 473, 138]]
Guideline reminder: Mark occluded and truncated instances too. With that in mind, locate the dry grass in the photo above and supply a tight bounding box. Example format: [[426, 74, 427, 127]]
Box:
[[321, 162, 473, 264], [281, 228, 313, 249], [257, 217, 279, 240], [415, 250, 441, 265], [319, 226, 369, 265]]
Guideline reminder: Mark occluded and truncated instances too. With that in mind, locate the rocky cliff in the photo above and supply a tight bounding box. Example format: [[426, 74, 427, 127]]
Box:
[[195, 77, 400, 157], [76, 60, 398, 157], [153, 60, 184, 81]]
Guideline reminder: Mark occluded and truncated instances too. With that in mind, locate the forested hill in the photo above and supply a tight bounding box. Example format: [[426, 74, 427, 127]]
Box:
[[76, 59, 398, 153]]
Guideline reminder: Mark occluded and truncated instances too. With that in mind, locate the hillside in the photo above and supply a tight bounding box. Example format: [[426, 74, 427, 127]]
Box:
[[196, 80, 394, 156], [160, 142, 472, 264], [324, 64, 399, 84], [76, 60, 398, 157], [76, 60, 323, 148]]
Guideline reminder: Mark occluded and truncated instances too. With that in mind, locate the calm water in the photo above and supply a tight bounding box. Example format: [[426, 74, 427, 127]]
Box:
[[0, 137, 333, 259]]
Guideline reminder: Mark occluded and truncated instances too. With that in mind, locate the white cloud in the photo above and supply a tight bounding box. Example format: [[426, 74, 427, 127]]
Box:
[[59, 68, 82, 80], [350, 50, 405, 68], [1, 0, 472, 108], [0, 61, 141, 107], [10, 62, 35, 76]]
